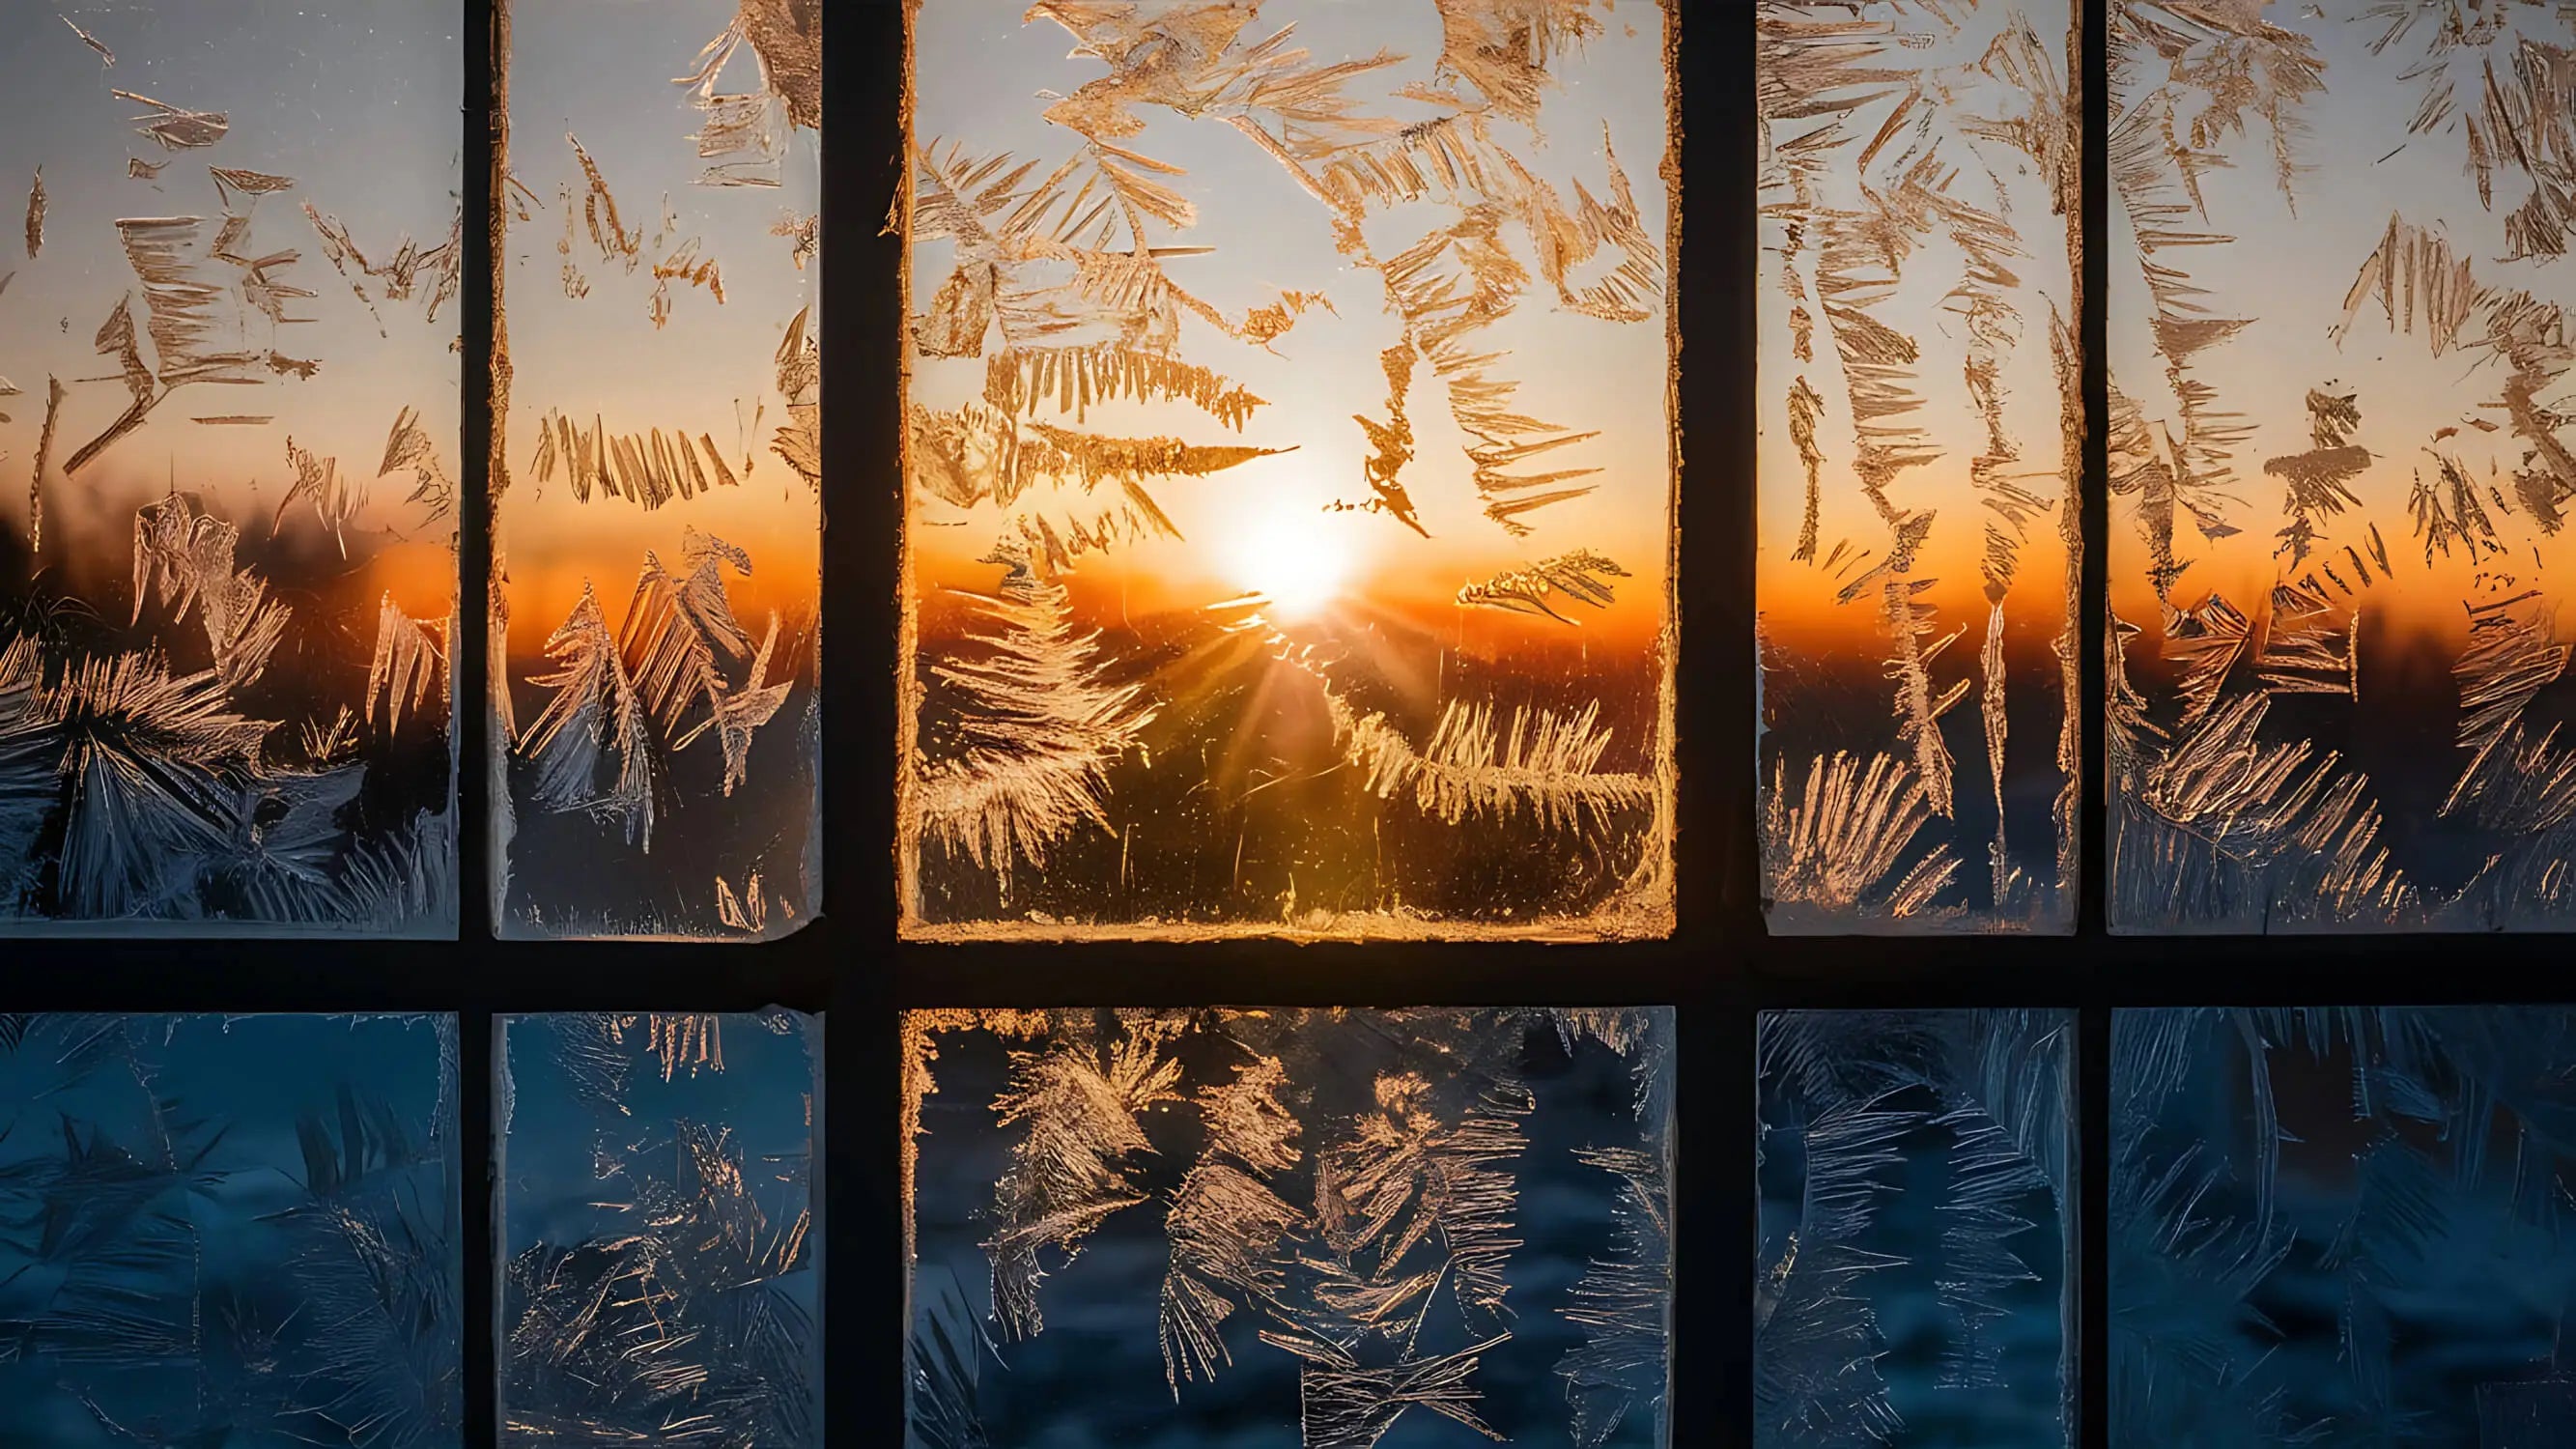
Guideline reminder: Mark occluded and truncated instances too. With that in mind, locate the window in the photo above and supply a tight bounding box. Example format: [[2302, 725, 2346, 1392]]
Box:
[[4, 6, 2564, 1449]]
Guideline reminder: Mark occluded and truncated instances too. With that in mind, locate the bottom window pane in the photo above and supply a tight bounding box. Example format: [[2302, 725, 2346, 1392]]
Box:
[[2113, 1006, 2576, 1442], [1757, 1009, 2078, 1447], [496, 1009, 824, 1446], [902, 1007, 1676, 1446], [0, 1012, 463, 1444]]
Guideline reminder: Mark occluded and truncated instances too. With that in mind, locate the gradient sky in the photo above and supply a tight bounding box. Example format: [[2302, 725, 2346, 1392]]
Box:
[[500, 0, 822, 656], [2108, 3, 2574, 645], [910, 0, 1675, 639], [1755, 0, 2080, 646], [0, 0, 461, 618]]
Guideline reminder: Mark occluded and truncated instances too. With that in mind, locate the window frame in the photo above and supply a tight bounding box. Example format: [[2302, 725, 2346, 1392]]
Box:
[[13, 7, 2560, 1448]]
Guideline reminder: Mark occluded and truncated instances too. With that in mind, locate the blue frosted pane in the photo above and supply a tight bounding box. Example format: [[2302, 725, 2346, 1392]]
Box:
[[1756, 1009, 2078, 1448], [2112, 1007, 2576, 1445], [496, 1010, 823, 1447], [0, 1012, 463, 1446], [904, 1008, 1676, 1449]]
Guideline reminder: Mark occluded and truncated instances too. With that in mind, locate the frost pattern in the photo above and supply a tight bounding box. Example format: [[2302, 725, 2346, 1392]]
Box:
[[0, 3, 460, 934], [904, 1, 1677, 940], [2109, 2, 2576, 929], [499, 1009, 822, 1448], [513, 530, 794, 854], [0, 1013, 463, 1447], [495, 0, 821, 938], [1758, 1, 2084, 933], [2112, 1007, 2576, 1443], [1757, 1009, 2076, 1448], [905, 1007, 1675, 1449]]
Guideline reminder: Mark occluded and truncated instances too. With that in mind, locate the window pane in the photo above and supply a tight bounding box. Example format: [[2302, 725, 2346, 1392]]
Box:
[[0, 2, 459, 934], [2111, 1007, 2576, 1440], [1757, 1009, 2078, 1446], [490, 0, 821, 940], [903, 1007, 1675, 1445], [497, 1009, 824, 1445], [1757, 3, 2083, 933], [0, 1012, 463, 1442], [2109, 6, 2576, 930], [900, 5, 1678, 940]]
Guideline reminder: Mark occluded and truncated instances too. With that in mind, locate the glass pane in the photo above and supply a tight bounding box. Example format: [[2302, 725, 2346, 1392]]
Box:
[[0, 1012, 463, 1442], [491, 0, 822, 939], [0, 2, 460, 934], [903, 1008, 1675, 1445], [900, 4, 1679, 941], [2112, 1007, 2576, 1440], [497, 1009, 824, 1445], [2109, 5, 2576, 930], [1757, 1009, 2078, 1446], [1756, 2, 2083, 933]]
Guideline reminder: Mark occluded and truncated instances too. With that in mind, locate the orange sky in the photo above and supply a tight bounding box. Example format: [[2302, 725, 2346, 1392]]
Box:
[[911, 497, 1672, 658], [495, 1, 821, 672]]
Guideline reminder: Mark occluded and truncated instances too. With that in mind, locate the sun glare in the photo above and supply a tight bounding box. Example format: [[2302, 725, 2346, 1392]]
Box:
[[1225, 500, 1353, 620]]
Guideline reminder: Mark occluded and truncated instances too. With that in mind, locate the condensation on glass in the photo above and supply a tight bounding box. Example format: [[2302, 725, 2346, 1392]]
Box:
[[0, 3, 460, 935], [2112, 1007, 2576, 1441], [2109, 5, 2576, 931], [497, 1009, 823, 1446], [489, 0, 821, 940], [903, 1007, 1674, 1446], [1756, 2, 2083, 934], [898, 3, 1680, 941], [0, 1012, 464, 1443], [1757, 1009, 2078, 1447]]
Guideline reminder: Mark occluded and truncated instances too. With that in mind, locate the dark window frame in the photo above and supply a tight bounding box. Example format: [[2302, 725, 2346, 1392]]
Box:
[[13, 6, 2560, 1447]]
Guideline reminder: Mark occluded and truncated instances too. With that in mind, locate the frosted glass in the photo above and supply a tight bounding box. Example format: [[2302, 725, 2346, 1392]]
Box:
[[2112, 1007, 2576, 1441], [900, 2, 1679, 941], [1757, 1, 2083, 933], [490, 0, 821, 939], [0, 1, 460, 934], [904, 1007, 1675, 1446], [497, 1009, 823, 1445], [2109, 3, 2576, 929], [1756, 1009, 2078, 1446], [0, 1012, 464, 1444]]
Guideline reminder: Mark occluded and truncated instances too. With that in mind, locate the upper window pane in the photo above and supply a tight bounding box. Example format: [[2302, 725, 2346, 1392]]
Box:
[[900, 1, 1679, 941], [1757, 1, 2083, 934], [2109, 4, 2576, 930], [489, 0, 822, 940], [0, 1, 460, 935]]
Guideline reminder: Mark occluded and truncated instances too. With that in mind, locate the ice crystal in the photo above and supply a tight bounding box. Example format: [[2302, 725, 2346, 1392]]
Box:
[[904, 0, 1676, 939], [2109, 0, 2576, 930], [500, 1009, 822, 1448], [1757, 1009, 2076, 1448], [515, 531, 790, 853], [915, 541, 1156, 902], [2112, 1007, 2576, 1442], [1759, 0, 2084, 932], [906, 1007, 1675, 1448]]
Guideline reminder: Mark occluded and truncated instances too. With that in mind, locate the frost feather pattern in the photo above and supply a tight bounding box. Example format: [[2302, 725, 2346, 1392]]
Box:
[[2111, 1007, 2576, 1444], [1756, 1009, 2077, 1448], [2108, 1, 2576, 930], [905, 1007, 1676, 1448], [1758, 0, 2085, 934], [498, 1009, 824, 1449], [0, 1013, 464, 1447]]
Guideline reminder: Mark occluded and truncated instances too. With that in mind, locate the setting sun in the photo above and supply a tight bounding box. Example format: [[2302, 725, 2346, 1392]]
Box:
[[1223, 497, 1356, 620]]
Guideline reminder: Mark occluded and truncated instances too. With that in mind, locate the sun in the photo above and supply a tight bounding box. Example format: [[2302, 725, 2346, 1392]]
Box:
[[1224, 498, 1354, 620]]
